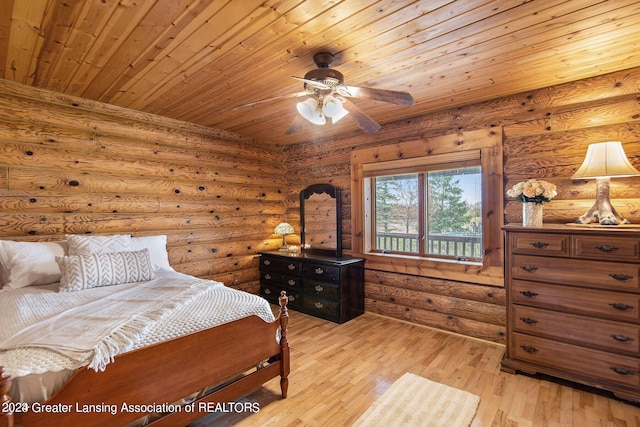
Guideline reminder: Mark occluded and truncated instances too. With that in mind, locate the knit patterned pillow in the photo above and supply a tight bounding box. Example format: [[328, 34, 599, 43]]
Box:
[[56, 249, 155, 292], [66, 234, 131, 257]]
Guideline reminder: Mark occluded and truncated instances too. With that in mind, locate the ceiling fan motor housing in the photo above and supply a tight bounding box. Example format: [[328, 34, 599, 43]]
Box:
[[304, 68, 344, 86], [313, 52, 335, 67], [304, 52, 344, 90]]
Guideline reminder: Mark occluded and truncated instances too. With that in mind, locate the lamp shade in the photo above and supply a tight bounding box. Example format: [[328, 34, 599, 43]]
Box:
[[296, 98, 326, 125], [296, 98, 317, 120], [572, 141, 640, 179], [323, 95, 349, 123], [274, 222, 294, 236]]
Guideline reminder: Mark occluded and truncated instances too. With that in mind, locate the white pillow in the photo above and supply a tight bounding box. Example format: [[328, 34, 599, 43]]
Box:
[[0, 240, 68, 289], [56, 249, 155, 292], [130, 235, 174, 272], [66, 234, 131, 256]]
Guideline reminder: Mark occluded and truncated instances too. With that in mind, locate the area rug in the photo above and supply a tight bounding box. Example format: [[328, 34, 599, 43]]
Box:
[[352, 372, 480, 427]]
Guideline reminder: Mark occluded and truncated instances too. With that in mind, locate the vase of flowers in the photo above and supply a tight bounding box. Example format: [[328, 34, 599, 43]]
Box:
[[506, 179, 557, 227]]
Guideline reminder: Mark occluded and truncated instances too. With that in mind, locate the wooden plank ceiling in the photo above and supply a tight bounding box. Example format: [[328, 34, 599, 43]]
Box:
[[0, 0, 639, 145]]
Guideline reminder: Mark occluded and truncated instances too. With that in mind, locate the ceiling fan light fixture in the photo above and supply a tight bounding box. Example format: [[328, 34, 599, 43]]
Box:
[[309, 109, 326, 125], [323, 95, 349, 123], [297, 97, 326, 125], [296, 98, 318, 120]]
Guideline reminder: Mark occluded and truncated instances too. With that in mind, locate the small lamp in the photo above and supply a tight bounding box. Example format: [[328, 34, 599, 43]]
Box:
[[571, 141, 640, 225], [274, 222, 295, 251]]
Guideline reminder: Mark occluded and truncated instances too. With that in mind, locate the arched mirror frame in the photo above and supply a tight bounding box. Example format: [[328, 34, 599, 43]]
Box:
[[300, 183, 342, 258]]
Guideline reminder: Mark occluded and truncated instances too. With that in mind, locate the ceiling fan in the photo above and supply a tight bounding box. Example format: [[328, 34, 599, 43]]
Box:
[[233, 52, 414, 134]]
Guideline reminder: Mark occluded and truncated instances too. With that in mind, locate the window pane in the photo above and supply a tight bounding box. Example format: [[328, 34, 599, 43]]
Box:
[[426, 167, 482, 259], [374, 174, 419, 253]]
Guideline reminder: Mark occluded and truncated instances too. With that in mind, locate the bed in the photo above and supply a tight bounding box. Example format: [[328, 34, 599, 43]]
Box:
[[0, 234, 289, 427]]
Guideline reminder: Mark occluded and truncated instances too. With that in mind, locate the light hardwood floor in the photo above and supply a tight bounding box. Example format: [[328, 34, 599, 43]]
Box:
[[190, 310, 640, 427]]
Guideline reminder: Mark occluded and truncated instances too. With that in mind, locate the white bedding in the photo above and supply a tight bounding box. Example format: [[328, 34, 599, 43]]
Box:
[[0, 270, 276, 403]]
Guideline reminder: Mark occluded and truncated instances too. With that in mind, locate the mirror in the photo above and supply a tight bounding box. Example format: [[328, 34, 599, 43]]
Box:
[[300, 183, 342, 257]]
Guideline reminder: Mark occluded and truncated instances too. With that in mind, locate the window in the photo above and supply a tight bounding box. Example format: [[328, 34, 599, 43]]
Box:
[[350, 128, 503, 279], [370, 163, 482, 262]]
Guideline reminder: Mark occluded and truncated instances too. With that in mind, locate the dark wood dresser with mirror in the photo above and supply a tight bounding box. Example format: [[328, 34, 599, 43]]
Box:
[[502, 225, 640, 403], [260, 183, 365, 323]]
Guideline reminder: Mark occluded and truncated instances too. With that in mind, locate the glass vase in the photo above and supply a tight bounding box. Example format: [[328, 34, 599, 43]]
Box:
[[522, 202, 543, 227]]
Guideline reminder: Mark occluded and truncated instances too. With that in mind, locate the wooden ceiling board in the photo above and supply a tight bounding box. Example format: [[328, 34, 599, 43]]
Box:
[[66, 1, 159, 95], [1, 0, 640, 145], [144, 0, 316, 119]]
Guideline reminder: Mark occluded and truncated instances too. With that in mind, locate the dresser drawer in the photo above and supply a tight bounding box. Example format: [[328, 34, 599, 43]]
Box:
[[260, 256, 303, 274], [512, 332, 640, 388], [572, 235, 640, 262], [511, 254, 640, 292], [261, 271, 302, 290], [306, 279, 339, 301], [260, 285, 302, 309], [509, 233, 569, 256], [303, 295, 339, 320], [304, 263, 340, 283], [512, 280, 640, 322], [512, 305, 640, 355]]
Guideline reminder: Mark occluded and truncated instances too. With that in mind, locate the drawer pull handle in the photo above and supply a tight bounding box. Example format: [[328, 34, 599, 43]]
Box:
[[264, 274, 271, 280], [520, 317, 538, 324], [520, 265, 538, 273], [520, 345, 538, 353], [315, 285, 324, 292], [315, 267, 324, 275], [264, 288, 271, 295], [609, 303, 634, 311], [288, 279, 296, 286], [530, 242, 549, 249], [596, 245, 619, 253], [314, 302, 324, 309], [264, 260, 271, 265], [610, 367, 634, 376], [289, 295, 296, 302], [609, 273, 632, 281], [520, 291, 539, 298], [288, 263, 296, 270], [610, 334, 634, 342]]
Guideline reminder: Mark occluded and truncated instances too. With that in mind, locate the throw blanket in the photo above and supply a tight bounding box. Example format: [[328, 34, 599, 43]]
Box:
[[0, 275, 216, 371]]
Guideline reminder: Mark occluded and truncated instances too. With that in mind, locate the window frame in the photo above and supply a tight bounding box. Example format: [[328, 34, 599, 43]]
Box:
[[369, 162, 483, 262], [350, 128, 504, 285]]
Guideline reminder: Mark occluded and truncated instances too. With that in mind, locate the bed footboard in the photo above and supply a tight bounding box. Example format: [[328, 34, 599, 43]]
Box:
[[0, 368, 12, 427], [0, 291, 289, 427], [277, 291, 290, 398]]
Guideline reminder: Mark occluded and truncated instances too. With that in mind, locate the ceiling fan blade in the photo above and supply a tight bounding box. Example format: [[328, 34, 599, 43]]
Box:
[[338, 85, 414, 106], [233, 91, 308, 110], [291, 76, 331, 90], [341, 98, 381, 133], [285, 114, 306, 135]]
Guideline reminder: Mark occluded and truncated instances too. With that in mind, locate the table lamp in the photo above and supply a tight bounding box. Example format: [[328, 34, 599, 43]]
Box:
[[274, 222, 295, 251], [572, 141, 640, 225]]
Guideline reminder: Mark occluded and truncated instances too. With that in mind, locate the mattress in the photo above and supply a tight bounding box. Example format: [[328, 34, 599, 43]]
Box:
[[0, 270, 275, 403]]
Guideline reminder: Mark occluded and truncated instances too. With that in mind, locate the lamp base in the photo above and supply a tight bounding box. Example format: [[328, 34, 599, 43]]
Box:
[[575, 177, 630, 225]]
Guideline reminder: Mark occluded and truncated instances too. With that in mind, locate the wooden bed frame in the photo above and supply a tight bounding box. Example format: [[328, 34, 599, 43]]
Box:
[[0, 291, 289, 427]]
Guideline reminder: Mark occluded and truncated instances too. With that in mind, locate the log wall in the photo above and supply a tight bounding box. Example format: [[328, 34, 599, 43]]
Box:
[[283, 66, 640, 344], [1, 66, 639, 344], [0, 79, 286, 293]]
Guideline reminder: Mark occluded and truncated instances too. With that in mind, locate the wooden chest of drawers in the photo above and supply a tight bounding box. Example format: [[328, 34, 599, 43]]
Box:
[[258, 251, 365, 323], [502, 226, 640, 403]]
